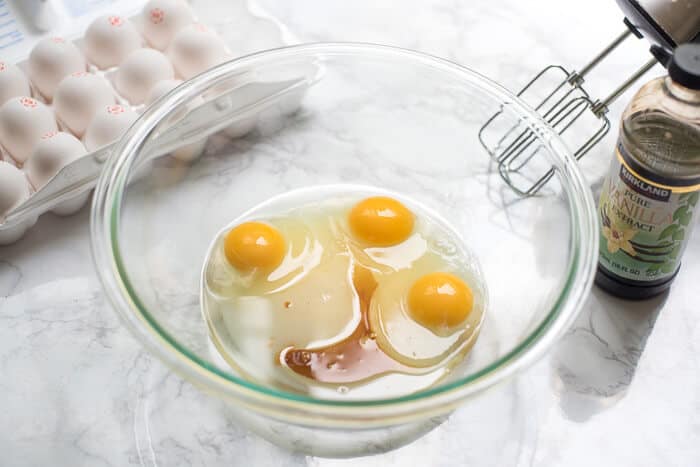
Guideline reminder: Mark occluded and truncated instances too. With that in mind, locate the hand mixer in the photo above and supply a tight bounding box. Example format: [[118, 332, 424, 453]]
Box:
[[478, 0, 700, 196]]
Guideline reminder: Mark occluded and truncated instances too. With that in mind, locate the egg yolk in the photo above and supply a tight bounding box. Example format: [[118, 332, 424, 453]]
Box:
[[224, 221, 286, 271], [348, 196, 414, 247], [408, 272, 473, 331]]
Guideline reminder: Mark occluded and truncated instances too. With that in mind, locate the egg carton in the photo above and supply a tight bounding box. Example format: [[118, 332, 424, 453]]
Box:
[[0, 0, 317, 245]]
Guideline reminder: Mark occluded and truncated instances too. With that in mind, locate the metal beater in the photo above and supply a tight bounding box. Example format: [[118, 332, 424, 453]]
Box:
[[479, 0, 700, 196]]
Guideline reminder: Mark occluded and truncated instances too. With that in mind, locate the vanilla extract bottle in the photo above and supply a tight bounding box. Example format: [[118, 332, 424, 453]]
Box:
[[596, 43, 700, 299]]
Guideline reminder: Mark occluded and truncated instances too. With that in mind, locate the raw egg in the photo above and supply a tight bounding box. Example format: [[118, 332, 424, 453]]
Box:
[[204, 213, 357, 387], [408, 272, 474, 331], [0, 97, 58, 164], [54, 72, 115, 137], [369, 267, 482, 368], [83, 104, 137, 151], [348, 196, 414, 246], [224, 221, 286, 271], [84, 15, 142, 69], [206, 216, 328, 299], [214, 252, 358, 386], [168, 23, 228, 79], [0, 62, 31, 105], [28, 37, 86, 100], [202, 188, 486, 396], [141, 0, 195, 50], [115, 48, 175, 104]]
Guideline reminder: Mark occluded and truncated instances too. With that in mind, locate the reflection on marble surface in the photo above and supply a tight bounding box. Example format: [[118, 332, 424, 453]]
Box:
[[1, 0, 699, 465]]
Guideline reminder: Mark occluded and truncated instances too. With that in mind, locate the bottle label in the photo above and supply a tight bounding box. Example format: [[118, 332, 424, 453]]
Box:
[[598, 142, 700, 283]]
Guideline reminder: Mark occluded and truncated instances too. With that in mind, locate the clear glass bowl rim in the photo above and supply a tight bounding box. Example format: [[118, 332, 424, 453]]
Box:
[[91, 42, 598, 424]]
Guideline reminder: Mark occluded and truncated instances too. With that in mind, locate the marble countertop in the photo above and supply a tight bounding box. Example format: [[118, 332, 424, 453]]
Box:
[[2, 0, 699, 465]]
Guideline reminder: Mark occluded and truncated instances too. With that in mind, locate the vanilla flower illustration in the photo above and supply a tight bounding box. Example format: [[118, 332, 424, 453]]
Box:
[[602, 222, 637, 256]]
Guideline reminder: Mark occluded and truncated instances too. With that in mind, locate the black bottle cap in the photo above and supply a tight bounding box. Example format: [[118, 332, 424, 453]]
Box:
[[668, 43, 700, 90]]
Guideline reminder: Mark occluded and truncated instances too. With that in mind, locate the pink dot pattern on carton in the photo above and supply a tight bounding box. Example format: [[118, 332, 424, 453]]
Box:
[[107, 105, 125, 115]]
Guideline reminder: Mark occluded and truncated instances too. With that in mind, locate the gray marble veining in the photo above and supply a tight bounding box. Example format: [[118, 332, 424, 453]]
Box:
[[2, 0, 700, 465]]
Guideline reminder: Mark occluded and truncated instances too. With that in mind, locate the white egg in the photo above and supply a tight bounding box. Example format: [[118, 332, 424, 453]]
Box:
[[146, 78, 189, 123], [0, 161, 33, 245], [0, 97, 58, 164], [146, 78, 183, 104], [146, 78, 189, 121], [199, 76, 257, 139], [27, 37, 86, 100], [168, 23, 228, 79], [54, 72, 115, 137], [26, 131, 90, 216], [146, 78, 207, 162], [141, 0, 194, 50], [0, 161, 30, 217], [26, 131, 86, 188], [84, 15, 142, 69], [115, 48, 174, 104], [0, 62, 32, 106], [83, 104, 137, 151]]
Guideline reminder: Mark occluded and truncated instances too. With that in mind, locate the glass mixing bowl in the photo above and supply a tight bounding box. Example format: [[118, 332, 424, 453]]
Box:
[[91, 43, 598, 457]]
